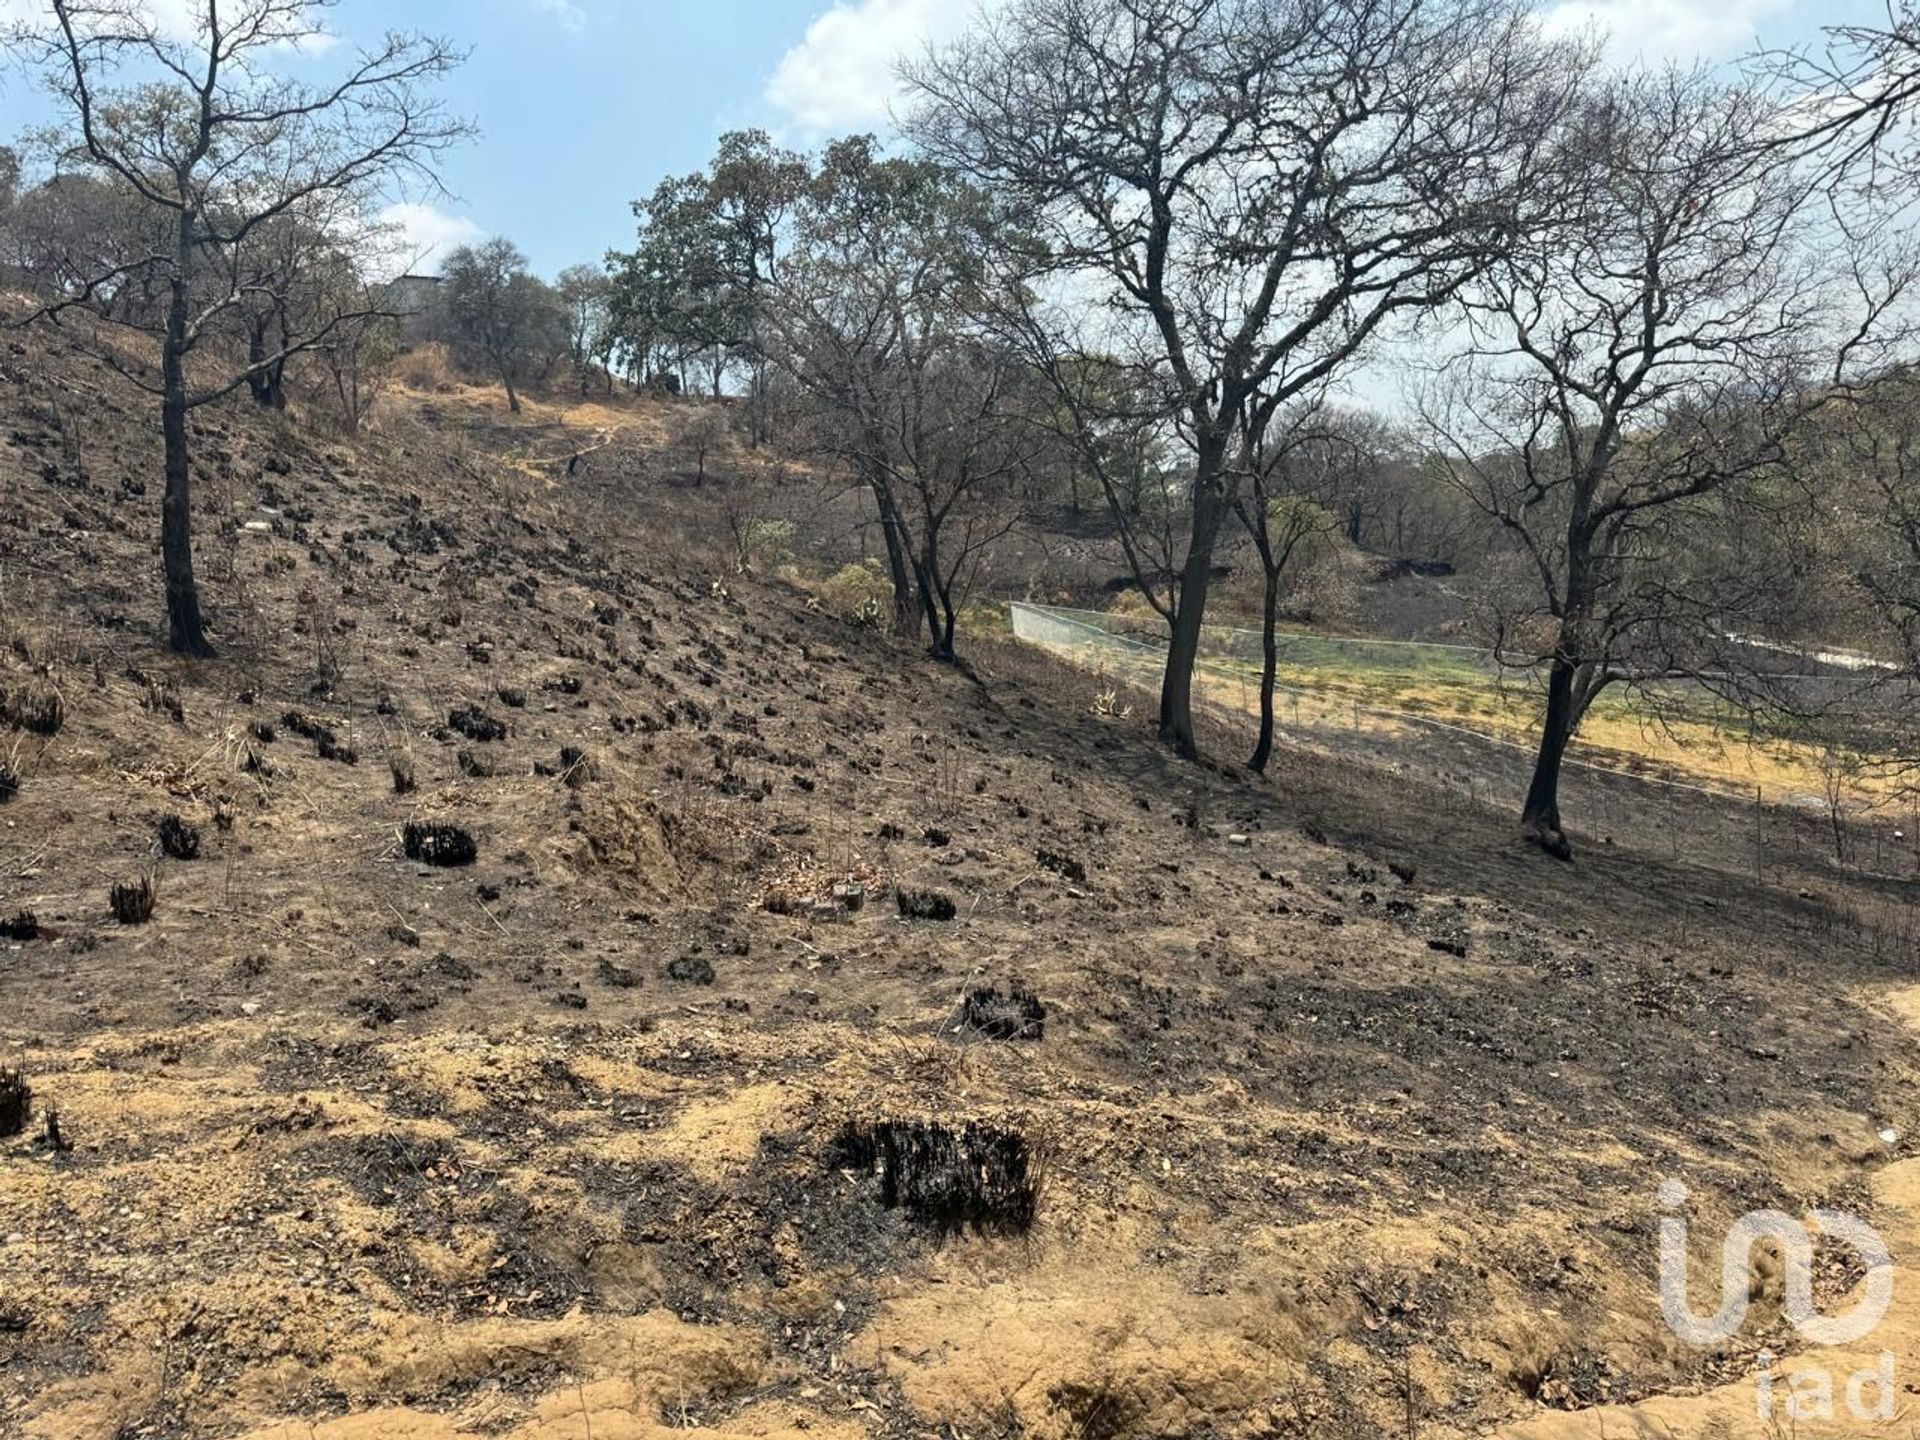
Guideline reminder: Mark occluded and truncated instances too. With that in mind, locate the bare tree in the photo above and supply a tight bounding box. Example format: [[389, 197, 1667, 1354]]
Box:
[[315, 275, 400, 435], [1763, 4, 1920, 188], [1230, 404, 1366, 773], [749, 136, 1023, 653], [1813, 368, 1920, 795], [909, 0, 1584, 758], [889, 338, 1037, 659], [555, 262, 613, 391], [7, 0, 465, 655], [1420, 70, 1912, 859]]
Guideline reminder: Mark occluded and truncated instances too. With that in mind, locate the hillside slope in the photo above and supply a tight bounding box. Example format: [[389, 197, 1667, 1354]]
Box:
[[2, 324, 1918, 1440]]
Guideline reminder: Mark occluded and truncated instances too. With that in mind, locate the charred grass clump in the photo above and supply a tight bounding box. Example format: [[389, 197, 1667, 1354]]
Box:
[[835, 1118, 1041, 1235], [156, 814, 201, 860], [403, 821, 478, 867], [0, 1068, 29, 1137], [283, 710, 358, 764], [0, 760, 18, 803], [110, 875, 155, 925], [447, 705, 507, 742], [960, 984, 1047, 1041], [896, 887, 957, 921], [0, 682, 64, 736]]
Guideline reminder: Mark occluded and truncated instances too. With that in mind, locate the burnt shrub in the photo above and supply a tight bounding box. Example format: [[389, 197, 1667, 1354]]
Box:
[[447, 705, 507, 742], [110, 876, 155, 925], [835, 1119, 1039, 1234], [1, 684, 63, 737], [961, 985, 1047, 1041], [403, 821, 477, 868], [665, 954, 716, 985], [0, 1068, 28, 1137], [896, 887, 957, 921], [156, 814, 201, 860], [0, 762, 17, 804], [1035, 848, 1087, 884], [456, 748, 496, 778], [139, 677, 184, 723], [283, 710, 330, 742], [1, 911, 38, 941], [283, 710, 357, 764]]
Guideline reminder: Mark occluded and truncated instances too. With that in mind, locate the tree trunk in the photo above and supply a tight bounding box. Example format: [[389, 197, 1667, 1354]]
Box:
[[749, 358, 769, 447], [915, 547, 955, 661], [1521, 656, 1580, 860], [866, 464, 918, 638], [247, 321, 273, 406], [1249, 564, 1280, 774], [501, 365, 521, 414], [936, 590, 958, 660], [160, 326, 212, 657], [1158, 443, 1230, 759]]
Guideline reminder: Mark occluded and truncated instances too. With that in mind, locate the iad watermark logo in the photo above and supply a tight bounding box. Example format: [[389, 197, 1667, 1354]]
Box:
[[1657, 1179, 1897, 1424]]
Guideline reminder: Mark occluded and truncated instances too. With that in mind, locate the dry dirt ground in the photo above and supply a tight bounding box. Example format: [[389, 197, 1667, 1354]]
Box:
[[3, 324, 1920, 1439]]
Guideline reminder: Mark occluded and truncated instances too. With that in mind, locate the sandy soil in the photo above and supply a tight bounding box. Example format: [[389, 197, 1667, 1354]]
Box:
[[2, 325, 1918, 1439]]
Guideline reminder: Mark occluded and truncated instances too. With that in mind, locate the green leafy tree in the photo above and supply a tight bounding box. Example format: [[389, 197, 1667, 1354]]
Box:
[[442, 238, 564, 413]]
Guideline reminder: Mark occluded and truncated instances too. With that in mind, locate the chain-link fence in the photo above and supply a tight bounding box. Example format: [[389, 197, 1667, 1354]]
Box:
[[1010, 602, 1920, 900]]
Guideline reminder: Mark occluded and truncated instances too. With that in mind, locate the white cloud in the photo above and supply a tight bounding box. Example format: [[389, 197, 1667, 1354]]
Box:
[[765, 0, 979, 137], [766, 0, 1778, 138], [277, 27, 341, 57], [535, 0, 586, 33], [377, 201, 484, 277], [1541, 0, 1791, 63]]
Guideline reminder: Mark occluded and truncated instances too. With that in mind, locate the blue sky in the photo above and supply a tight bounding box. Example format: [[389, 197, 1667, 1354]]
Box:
[[0, 0, 1898, 278]]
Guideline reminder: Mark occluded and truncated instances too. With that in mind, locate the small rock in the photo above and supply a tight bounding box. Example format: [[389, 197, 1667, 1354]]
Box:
[[1227, 834, 1250, 847]]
